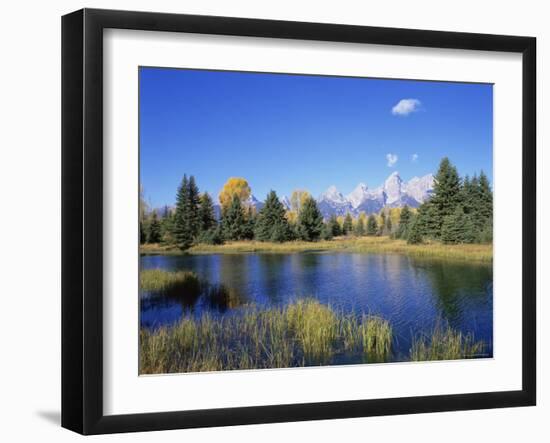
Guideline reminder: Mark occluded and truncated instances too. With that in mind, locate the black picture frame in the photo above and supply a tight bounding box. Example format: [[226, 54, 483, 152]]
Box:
[[62, 8, 536, 435]]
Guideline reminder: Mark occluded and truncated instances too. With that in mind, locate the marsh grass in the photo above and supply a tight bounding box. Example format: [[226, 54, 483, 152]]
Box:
[[139, 299, 394, 374], [410, 322, 486, 361], [140, 237, 492, 263], [140, 269, 201, 296], [361, 315, 393, 362]]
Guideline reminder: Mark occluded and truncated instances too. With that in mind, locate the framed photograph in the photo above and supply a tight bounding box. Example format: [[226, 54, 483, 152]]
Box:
[[62, 8, 536, 435]]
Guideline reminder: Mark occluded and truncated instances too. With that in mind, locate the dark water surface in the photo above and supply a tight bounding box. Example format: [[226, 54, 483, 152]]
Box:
[[140, 252, 493, 360]]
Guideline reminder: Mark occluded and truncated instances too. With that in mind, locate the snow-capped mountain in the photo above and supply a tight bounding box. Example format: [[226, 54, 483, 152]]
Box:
[[314, 172, 434, 218], [317, 185, 353, 217], [346, 183, 385, 215], [403, 173, 435, 203], [384, 171, 404, 206], [209, 172, 434, 220]]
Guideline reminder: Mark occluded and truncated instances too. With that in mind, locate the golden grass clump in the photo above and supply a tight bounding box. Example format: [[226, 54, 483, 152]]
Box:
[[140, 269, 201, 296], [410, 323, 485, 361], [360, 315, 393, 362], [139, 296, 402, 374]]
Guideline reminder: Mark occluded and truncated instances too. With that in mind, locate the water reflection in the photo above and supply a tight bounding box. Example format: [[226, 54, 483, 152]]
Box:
[[140, 252, 493, 358]]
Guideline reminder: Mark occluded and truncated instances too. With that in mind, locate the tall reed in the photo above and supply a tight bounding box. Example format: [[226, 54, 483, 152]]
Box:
[[410, 322, 485, 361], [140, 299, 394, 374]]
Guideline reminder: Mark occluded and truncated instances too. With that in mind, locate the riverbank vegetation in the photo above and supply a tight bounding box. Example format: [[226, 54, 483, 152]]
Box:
[[411, 323, 486, 361], [139, 299, 394, 373], [140, 236, 493, 263], [139, 297, 485, 374], [140, 158, 493, 252]]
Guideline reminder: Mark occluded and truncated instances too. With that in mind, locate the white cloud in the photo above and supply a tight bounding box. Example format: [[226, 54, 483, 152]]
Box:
[[411, 153, 419, 162], [392, 98, 421, 116], [386, 153, 398, 167]]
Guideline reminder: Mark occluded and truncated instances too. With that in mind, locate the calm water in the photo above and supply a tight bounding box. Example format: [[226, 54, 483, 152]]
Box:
[[140, 252, 493, 360]]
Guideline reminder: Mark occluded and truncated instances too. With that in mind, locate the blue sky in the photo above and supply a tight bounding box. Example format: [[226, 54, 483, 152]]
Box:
[[140, 67, 493, 208]]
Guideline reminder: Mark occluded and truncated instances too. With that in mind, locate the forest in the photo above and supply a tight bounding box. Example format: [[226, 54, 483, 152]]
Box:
[[139, 157, 493, 252]]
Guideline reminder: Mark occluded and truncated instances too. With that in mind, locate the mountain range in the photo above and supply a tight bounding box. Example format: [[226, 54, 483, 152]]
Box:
[[243, 171, 434, 219], [159, 172, 435, 220]]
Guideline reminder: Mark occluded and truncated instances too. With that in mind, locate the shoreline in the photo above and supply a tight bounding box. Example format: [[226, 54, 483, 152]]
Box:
[[139, 236, 493, 263]]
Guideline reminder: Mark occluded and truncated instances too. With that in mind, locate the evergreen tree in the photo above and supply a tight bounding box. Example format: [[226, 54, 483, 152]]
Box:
[[379, 211, 387, 235], [478, 216, 493, 243], [441, 206, 475, 244], [328, 215, 341, 237], [366, 214, 378, 236], [255, 191, 292, 242], [477, 171, 493, 224], [461, 175, 475, 214], [198, 193, 216, 233], [396, 205, 413, 239], [343, 213, 353, 236], [161, 210, 175, 244], [222, 194, 246, 241], [407, 216, 423, 244], [431, 157, 462, 223], [187, 175, 201, 238], [296, 196, 324, 241], [242, 206, 257, 240], [385, 215, 392, 235], [196, 224, 224, 245], [147, 211, 162, 243], [321, 222, 333, 240], [139, 221, 146, 244], [415, 202, 440, 239], [174, 175, 194, 250], [355, 217, 365, 236]]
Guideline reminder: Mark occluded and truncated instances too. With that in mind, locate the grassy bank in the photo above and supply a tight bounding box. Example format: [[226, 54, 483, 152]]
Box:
[[411, 323, 486, 361], [140, 299, 393, 374], [140, 236, 492, 263], [140, 269, 200, 293], [139, 298, 485, 374]]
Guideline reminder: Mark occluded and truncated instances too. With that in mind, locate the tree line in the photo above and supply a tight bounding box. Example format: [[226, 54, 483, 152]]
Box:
[[139, 157, 492, 250], [396, 157, 493, 244]]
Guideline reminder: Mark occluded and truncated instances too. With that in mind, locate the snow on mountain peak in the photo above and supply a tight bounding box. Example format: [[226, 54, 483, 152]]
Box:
[[320, 185, 346, 203], [347, 182, 369, 208], [383, 171, 403, 205], [403, 173, 434, 203]]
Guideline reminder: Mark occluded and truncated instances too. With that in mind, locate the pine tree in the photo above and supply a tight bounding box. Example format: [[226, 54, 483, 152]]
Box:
[[255, 191, 292, 242], [460, 171, 492, 241], [222, 194, 246, 240], [407, 216, 423, 244], [321, 222, 334, 240], [187, 176, 201, 238], [379, 211, 387, 235], [198, 193, 216, 233], [431, 157, 462, 222], [366, 214, 378, 236], [161, 210, 175, 244], [396, 205, 412, 239], [296, 196, 324, 241], [343, 213, 353, 236], [478, 216, 493, 243], [328, 215, 341, 237], [477, 171, 493, 223], [441, 206, 475, 244], [355, 217, 365, 236], [242, 206, 257, 240], [415, 202, 439, 239], [385, 215, 392, 235], [139, 221, 146, 244], [174, 175, 194, 250], [147, 211, 162, 243]]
